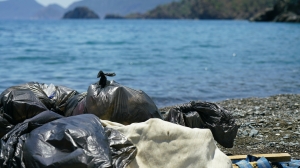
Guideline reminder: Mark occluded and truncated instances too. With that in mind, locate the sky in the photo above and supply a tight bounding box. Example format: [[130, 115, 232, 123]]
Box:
[[35, 0, 82, 8]]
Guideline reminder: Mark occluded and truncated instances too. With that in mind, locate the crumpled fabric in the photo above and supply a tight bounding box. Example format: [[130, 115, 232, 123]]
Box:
[[163, 101, 239, 148], [101, 118, 232, 168]]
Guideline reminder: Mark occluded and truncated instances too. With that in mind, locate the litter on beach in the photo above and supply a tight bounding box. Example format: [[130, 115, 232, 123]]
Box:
[[0, 71, 299, 167]]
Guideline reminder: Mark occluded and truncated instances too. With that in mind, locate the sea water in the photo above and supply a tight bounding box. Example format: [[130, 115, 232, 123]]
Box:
[[0, 20, 299, 108]]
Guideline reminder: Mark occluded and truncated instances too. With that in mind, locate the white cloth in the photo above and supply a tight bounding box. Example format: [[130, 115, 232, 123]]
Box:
[[101, 119, 232, 168]]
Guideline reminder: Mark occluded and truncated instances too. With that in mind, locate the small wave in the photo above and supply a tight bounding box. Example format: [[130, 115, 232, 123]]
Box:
[[84, 41, 130, 45], [8, 56, 46, 61], [198, 44, 221, 48], [24, 49, 45, 53]]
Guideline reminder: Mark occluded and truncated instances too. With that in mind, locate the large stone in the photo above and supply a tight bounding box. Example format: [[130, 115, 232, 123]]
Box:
[[275, 12, 300, 22], [250, 0, 300, 22]]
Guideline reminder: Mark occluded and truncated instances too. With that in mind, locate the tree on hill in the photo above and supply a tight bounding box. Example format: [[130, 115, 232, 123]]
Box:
[[127, 0, 276, 19]]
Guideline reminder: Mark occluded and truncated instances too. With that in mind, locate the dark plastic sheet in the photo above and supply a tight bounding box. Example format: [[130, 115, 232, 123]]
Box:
[[86, 80, 162, 125], [163, 101, 239, 148]]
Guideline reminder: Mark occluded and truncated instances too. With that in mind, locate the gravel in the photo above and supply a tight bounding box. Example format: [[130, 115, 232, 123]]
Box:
[[159, 94, 300, 160]]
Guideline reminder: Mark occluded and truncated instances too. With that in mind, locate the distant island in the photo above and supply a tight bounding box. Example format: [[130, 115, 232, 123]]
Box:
[[0, 0, 299, 22], [62, 7, 99, 19], [104, 0, 300, 23], [115, 0, 276, 20]]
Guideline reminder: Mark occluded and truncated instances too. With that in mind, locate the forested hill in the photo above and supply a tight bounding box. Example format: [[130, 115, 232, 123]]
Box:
[[126, 0, 276, 19]]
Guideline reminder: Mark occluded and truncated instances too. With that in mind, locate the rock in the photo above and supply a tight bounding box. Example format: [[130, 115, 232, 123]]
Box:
[[293, 131, 300, 135], [269, 142, 276, 147], [283, 134, 290, 139], [249, 129, 259, 137], [62, 7, 99, 19], [250, 0, 300, 22], [275, 12, 300, 22], [242, 130, 248, 136], [273, 127, 281, 131]]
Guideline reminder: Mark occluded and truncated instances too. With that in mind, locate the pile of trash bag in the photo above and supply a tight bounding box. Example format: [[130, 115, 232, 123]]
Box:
[[0, 77, 161, 126], [163, 101, 239, 148], [0, 70, 239, 167], [0, 111, 137, 168]]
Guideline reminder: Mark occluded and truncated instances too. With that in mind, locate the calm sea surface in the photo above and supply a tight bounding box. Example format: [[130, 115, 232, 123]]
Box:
[[0, 20, 299, 108]]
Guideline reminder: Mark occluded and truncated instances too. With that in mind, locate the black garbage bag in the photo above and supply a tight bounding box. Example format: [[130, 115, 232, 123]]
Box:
[[105, 127, 137, 168], [23, 114, 136, 168], [0, 113, 14, 138], [0, 82, 80, 116], [23, 114, 112, 168], [164, 109, 206, 129], [163, 101, 239, 148], [0, 82, 54, 110], [0, 111, 137, 168], [86, 80, 162, 125], [51, 85, 79, 115], [64, 92, 87, 117], [0, 110, 63, 168], [2, 89, 48, 125]]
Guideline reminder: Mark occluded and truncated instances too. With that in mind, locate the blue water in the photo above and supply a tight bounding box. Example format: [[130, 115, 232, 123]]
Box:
[[0, 20, 299, 108]]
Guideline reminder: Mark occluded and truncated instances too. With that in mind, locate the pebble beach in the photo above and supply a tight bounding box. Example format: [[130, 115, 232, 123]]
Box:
[[159, 94, 300, 160]]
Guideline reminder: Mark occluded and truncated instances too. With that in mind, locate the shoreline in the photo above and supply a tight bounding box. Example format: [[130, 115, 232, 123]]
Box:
[[159, 94, 300, 159]]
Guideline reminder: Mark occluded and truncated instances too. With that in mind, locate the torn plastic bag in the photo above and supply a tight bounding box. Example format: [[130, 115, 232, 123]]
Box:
[[0, 110, 63, 168], [163, 101, 239, 148], [86, 80, 162, 125], [0, 111, 136, 168], [2, 89, 48, 125], [64, 92, 87, 116]]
